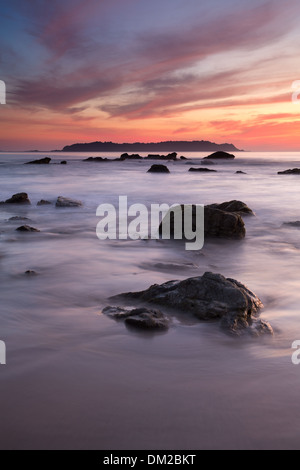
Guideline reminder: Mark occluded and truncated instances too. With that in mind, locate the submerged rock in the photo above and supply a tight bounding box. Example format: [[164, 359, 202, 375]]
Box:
[[26, 157, 51, 165], [147, 164, 170, 173], [60, 161, 67, 165], [4, 193, 31, 205], [103, 306, 170, 330], [25, 270, 38, 276], [119, 153, 143, 161], [236, 171, 247, 174], [189, 167, 217, 173], [8, 216, 30, 221], [201, 160, 215, 165], [283, 221, 300, 228], [145, 153, 177, 161], [111, 272, 272, 336], [16, 225, 40, 232], [56, 196, 83, 207], [278, 168, 300, 175], [203, 151, 235, 160], [83, 157, 108, 162], [37, 200, 52, 206]]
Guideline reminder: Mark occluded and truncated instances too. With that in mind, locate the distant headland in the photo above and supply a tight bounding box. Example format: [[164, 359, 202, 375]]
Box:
[[61, 140, 242, 153]]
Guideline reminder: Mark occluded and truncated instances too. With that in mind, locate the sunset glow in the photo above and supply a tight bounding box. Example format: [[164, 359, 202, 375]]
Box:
[[1, 0, 300, 151]]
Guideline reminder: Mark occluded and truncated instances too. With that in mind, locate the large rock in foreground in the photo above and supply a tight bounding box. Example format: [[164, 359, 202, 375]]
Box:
[[111, 272, 273, 336], [56, 196, 82, 207], [4, 193, 31, 205], [203, 151, 235, 160]]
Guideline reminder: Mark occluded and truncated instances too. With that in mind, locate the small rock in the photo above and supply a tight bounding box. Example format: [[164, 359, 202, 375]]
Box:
[[56, 196, 83, 207], [8, 216, 30, 221], [83, 157, 107, 162], [180, 156, 188, 160], [26, 157, 51, 165], [16, 225, 40, 232], [283, 221, 300, 228], [145, 153, 177, 161], [119, 153, 143, 161], [60, 161, 67, 165], [103, 306, 170, 330], [189, 167, 217, 172], [203, 151, 235, 160], [278, 168, 300, 175], [37, 200, 52, 206], [147, 164, 170, 173], [25, 270, 38, 276], [236, 171, 247, 174], [4, 193, 31, 205]]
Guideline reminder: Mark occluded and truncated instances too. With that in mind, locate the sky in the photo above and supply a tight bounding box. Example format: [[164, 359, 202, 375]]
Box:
[[1, 0, 300, 151]]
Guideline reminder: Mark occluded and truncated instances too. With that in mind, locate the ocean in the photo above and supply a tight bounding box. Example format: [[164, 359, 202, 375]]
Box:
[[0, 150, 300, 449]]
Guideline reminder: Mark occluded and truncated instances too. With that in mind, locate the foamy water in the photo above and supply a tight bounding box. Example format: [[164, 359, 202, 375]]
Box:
[[1, 151, 300, 449]]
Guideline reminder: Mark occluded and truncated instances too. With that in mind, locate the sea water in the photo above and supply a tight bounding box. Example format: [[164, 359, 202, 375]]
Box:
[[0, 151, 300, 449]]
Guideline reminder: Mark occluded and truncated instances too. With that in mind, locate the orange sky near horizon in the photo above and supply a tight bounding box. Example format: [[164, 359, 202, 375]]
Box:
[[1, 0, 300, 152]]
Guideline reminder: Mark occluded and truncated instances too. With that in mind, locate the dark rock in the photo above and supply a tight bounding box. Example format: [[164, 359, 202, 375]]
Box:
[[236, 171, 247, 174], [145, 153, 177, 161], [103, 306, 170, 330], [283, 221, 300, 228], [56, 196, 82, 207], [159, 202, 247, 239], [25, 270, 38, 276], [208, 200, 254, 216], [26, 157, 51, 165], [147, 164, 170, 174], [180, 156, 188, 160], [60, 161, 67, 165], [204, 206, 245, 238], [4, 193, 31, 205], [16, 225, 40, 232], [189, 167, 217, 173], [119, 153, 143, 161], [8, 216, 30, 221], [112, 272, 272, 336], [278, 168, 300, 175], [83, 157, 108, 162], [203, 151, 235, 160], [37, 200, 52, 206]]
